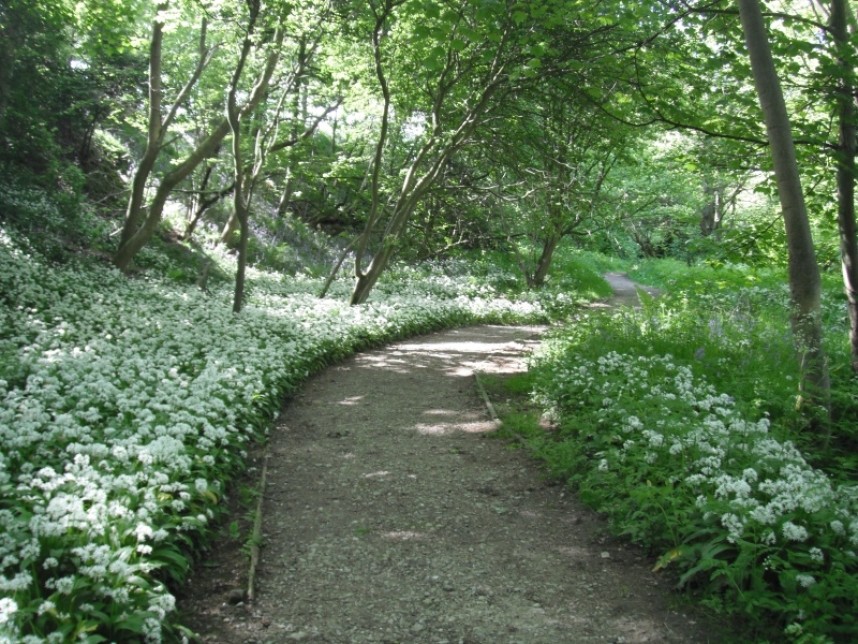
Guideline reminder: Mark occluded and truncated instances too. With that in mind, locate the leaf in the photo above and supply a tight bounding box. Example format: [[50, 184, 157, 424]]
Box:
[[653, 545, 689, 571], [423, 2, 441, 19], [413, 24, 431, 39]]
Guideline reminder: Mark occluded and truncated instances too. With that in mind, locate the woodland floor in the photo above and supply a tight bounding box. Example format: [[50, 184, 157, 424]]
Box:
[[177, 274, 734, 643]]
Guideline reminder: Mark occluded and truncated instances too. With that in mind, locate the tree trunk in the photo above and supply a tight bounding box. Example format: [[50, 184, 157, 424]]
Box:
[[118, 10, 166, 253], [831, 0, 858, 371], [346, 0, 509, 305], [114, 120, 232, 272], [220, 210, 240, 245], [353, 3, 394, 286], [699, 186, 723, 237], [184, 180, 234, 240], [232, 208, 250, 313], [351, 242, 396, 305], [227, 2, 258, 314], [113, 20, 281, 273], [186, 163, 213, 236], [531, 235, 560, 289], [736, 0, 831, 416], [275, 170, 295, 218]]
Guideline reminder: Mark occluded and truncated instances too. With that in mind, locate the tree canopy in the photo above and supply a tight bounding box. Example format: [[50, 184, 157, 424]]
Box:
[[1, 0, 857, 383]]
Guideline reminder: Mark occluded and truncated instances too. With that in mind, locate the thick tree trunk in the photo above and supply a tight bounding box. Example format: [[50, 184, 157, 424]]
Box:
[[351, 243, 396, 305], [831, 0, 858, 371], [530, 236, 560, 289], [737, 0, 831, 416]]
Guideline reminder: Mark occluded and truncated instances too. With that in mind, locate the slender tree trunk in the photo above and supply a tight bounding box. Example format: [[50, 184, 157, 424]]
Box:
[[351, 243, 395, 305], [119, 10, 166, 252], [114, 120, 231, 271], [736, 0, 831, 417], [220, 210, 240, 245], [353, 3, 394, 286], [185, 180, 234, 240], [113, 17, 279, 273], [831, 0, 858, 371], [115, 13, 212, 269], [187, 164, 214, 234], [228, 2, 258, 314], [347, 0, 509, 305], [233, 207, 250, 313], [319, 238, 357, 299], [275, 169, 295, 217]]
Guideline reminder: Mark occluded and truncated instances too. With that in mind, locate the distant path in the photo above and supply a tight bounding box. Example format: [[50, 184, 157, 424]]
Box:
[[590, 272, 660, 309], [179, 321, 722, 642]]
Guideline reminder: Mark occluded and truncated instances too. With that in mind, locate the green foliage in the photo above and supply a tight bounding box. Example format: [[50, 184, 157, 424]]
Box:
[[4, 0, 858, 633], [0, 181, 110, 261], [547, 247, 618, 298], [527, 337, 858, 640], [503, 260, 858, 641]]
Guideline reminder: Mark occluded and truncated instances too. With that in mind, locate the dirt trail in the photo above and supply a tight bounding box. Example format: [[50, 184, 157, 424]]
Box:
[[179, 279, 725, 643], [596, 273, 659, 309]]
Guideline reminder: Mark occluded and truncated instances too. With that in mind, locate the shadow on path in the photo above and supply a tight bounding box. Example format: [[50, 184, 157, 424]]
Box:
[[179, 328, 724, 643]]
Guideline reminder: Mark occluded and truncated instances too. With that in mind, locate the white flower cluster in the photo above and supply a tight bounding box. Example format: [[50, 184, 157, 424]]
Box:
[[0, 228, 547, 641], [534, 346, 858, 575]]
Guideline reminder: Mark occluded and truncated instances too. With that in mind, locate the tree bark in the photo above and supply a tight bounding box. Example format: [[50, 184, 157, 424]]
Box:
[[830, 0, 858, 371], [352, 2, 395, 290], [530, 236, 560, 289], [347, 1, 510, 304], [119, 8, 167, 252], [228, 0, 265, 314], [185, 180, 234, 240], [736, 0, 831, 416]]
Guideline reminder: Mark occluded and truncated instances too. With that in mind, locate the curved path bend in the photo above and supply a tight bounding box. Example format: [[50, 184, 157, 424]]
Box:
[[180, 280, 724, 643]]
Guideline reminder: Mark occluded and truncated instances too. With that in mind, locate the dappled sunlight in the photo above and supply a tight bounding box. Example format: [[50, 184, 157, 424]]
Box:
[[413, 406, 499, 436], [354, 326, 545, 379], [338, 395, 365, 406], [363, 470, 391, 479], [414, 418, 499, 435], [394, 339, 519, 354], [422, 408, 458, 417], [380, 530, 426, 541], [359, 352, 431, 373]]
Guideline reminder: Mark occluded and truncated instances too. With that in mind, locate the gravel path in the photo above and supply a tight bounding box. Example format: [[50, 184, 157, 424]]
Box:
[[179, 278, 727, 643]]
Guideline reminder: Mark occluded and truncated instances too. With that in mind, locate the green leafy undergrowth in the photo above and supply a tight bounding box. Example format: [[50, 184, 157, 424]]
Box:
[[0, 227, 553, 643], [487, 260, 858, 641]]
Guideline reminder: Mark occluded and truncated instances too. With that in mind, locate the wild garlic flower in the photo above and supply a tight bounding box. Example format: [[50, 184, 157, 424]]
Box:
[[782, 521, 810, 543]]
